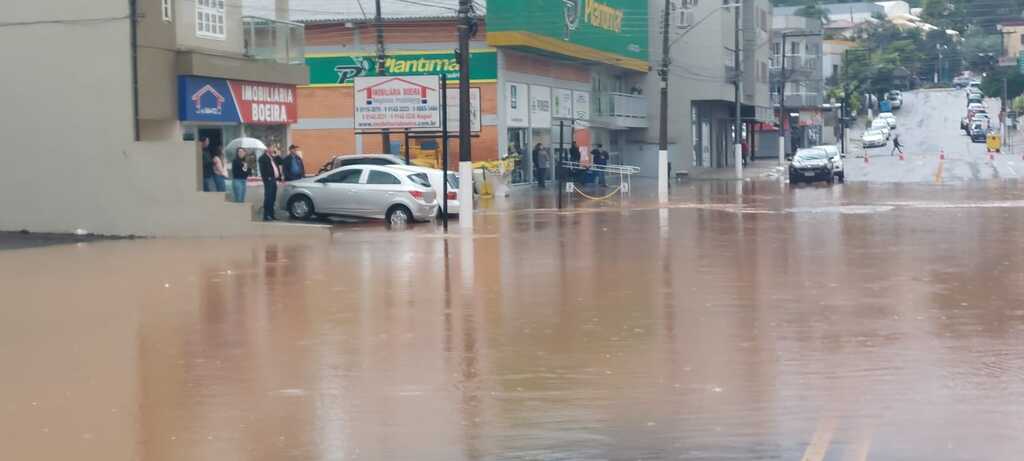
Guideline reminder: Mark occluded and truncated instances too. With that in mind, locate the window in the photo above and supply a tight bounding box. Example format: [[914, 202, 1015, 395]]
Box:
[[161, 0, 172, 22], [760, 9, 768, 32], [790, 41, 799, 55], [195, 0, 225, 40], [408, 173, 431, 188], [367, 170, 401, 185], [324, 169, 363, 184], [1019, 34, 1024, 45], [772, 42, 781, 57]]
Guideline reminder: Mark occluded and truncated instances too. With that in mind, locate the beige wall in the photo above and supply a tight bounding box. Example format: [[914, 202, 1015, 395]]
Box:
[[0, 0, 325, 237], [1004, 26, 1024, 60]]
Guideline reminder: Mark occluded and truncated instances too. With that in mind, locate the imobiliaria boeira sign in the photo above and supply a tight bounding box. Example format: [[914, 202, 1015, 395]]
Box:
[[178, 76, 298, 125]]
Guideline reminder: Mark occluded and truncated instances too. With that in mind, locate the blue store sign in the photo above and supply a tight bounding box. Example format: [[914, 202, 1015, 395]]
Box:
[[178, 76, 240, 123]]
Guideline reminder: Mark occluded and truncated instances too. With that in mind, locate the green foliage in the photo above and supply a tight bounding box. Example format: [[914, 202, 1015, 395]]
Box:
[[981, 68, 1024, 101], [794, 0, 829, 23]]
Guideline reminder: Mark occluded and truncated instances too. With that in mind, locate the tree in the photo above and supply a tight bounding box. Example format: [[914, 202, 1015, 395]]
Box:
[[794, 0, 829, 24], [981, 67, 1024, 101]]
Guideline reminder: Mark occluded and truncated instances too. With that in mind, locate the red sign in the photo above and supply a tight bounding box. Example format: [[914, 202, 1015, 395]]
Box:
[[227, 81, 297, 125]]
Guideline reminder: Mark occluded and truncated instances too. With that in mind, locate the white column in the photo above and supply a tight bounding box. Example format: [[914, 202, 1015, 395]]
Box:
[[734, 142, 743, 179], [657, 149, 668, 203], [778, 136, 785, 166], [459, 161, 473, 229]]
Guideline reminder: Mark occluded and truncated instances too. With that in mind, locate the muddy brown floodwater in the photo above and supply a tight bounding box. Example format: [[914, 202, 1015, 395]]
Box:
[[4, 181, 1024, 460]]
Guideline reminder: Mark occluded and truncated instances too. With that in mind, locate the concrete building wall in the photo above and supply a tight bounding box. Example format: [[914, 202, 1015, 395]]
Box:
[[1000, 24, 1024, 61], [0, 0, 324, 237], [175, 0, 246, 55], [643, 0, 771, 170]]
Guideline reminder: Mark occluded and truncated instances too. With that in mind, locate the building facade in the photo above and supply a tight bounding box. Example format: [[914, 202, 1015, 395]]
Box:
[[641, 0, 774, 173], [998, 20, 1024, 67], [292, 0, 651, 187], [0, 0, 315, 236], [770, 13, 825, 155]]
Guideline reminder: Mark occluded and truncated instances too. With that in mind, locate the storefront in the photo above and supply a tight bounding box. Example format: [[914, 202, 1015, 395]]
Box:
[[178, 75, 298, 158]]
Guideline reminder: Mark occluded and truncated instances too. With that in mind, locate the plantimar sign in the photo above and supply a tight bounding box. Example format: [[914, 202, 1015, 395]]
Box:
[[306, 50, 497, 86], [486, 0, 647, 71]]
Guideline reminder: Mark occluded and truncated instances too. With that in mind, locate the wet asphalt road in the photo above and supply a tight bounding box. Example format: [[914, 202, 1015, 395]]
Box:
[[847, 89, 1024, 183], [5, 180, 1024, 460]]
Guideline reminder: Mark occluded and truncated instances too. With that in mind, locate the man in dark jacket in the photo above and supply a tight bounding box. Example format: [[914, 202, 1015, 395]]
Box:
[[283, 144, 306, 181], [200, 137, 214, 192], [593, 144, 609, 187], [569, 142, 581, 183], [258, 149, 281, 221]]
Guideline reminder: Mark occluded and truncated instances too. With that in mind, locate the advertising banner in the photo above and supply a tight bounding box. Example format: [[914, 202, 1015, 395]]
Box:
[[506, 82, 529, 128], [486, 0, 648, 71], [354, 76, 441, 130], [179, 76, 297, 125], [306, 50, 498, 86], [573, 91, 591, 121], [552, 89, 574, 119], [530, 85, 552, 128], [439, 87, 482, 133]]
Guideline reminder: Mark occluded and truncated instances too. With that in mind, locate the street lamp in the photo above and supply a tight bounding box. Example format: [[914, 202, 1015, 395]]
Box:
[[777, 31, 821, 166]]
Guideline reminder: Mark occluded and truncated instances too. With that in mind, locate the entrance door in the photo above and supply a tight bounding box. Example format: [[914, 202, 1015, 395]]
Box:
[[198, 128, 223, 153]]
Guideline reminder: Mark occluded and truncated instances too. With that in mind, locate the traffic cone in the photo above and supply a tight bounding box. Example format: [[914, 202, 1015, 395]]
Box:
[[898, 153, 905, 161]]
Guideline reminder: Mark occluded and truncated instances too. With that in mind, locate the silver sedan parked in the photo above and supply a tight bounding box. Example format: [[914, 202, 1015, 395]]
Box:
[[281, 165, 438, 225]]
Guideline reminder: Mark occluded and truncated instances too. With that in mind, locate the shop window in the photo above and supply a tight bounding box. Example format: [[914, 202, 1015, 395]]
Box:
[[196, 0, 225, 40], [162, 0, 172, 22]]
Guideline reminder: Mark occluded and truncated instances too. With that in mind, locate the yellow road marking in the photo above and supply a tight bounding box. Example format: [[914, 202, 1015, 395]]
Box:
[[934, 160, 944, 184], [801, 416, 839, 461]]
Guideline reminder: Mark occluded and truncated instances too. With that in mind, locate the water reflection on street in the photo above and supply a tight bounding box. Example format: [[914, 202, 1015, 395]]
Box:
[[5, 180, 1024, 459]]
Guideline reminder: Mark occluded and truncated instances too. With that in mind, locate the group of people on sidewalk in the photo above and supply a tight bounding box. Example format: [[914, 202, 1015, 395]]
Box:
[[529, 142, 610, 188], [200, 138, 306, 221]]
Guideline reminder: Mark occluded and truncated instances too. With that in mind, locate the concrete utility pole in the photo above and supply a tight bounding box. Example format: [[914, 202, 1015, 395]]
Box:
[[733, 0, 743, 180], [457, 0, 474, 227], [374, 0, 390, 155], [778, 33, 787, 166], [657, 0, 671, 203], [1003, 76, 1009, 144]]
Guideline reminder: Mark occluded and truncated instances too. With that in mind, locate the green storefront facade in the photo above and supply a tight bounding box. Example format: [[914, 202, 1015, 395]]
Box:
[[486, 0, 648, 71]]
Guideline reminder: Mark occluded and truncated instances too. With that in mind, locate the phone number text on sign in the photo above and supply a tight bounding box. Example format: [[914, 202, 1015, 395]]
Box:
[[354, 76, 441, 130]]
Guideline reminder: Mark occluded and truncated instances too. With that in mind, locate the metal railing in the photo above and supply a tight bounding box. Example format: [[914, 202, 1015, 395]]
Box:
[[242, 16, 305, 65]]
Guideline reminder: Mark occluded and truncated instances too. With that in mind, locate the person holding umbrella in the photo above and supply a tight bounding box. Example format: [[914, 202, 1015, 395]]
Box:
[[231, 148, 250, 203]]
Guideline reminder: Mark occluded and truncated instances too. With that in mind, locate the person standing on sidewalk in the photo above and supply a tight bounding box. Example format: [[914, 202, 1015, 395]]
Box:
[[231, 148, 250, 203], [200, 137, 215, 192], [593, 144, 609, 187], [283, 144, 306, 181], [891, 134, 904, 156], [211, 148, 229, 192], [532, 143, 547, 188], [258, 148, 281, 221]]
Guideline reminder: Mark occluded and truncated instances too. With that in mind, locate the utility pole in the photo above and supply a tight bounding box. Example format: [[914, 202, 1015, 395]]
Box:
[[778, 33, 787, 166], [733, 0, 743, 180], [1003, 76, 1009, 144], [457, 0, 474, 227], [657, 0, 671, 203], [374, 0, 390, 155]]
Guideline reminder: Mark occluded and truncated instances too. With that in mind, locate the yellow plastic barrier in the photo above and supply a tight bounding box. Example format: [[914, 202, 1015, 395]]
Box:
[[987, 133, 1002, 153]]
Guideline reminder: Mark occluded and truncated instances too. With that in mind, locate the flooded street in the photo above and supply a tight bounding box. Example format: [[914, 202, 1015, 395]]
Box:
[[5, 181, 1024, 460]]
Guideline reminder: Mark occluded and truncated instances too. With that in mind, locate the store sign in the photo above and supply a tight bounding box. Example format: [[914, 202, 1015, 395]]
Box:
[[486, 0, 648, 70], [306, 50, 498, 86], [530, 85, 551, 128], [573, 91, 591, 121], [178, 76, 297, 124], [552, 89, 574, 119], [354, 76, 441, 130], [437, 87, 482, 133], [506, 82, 529, 128]]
